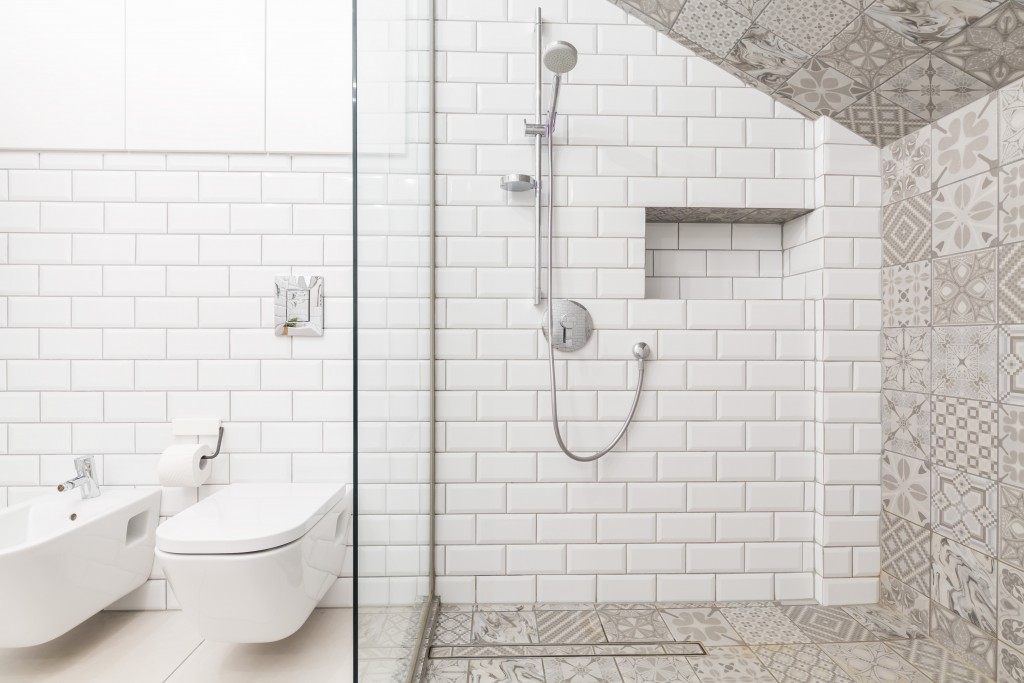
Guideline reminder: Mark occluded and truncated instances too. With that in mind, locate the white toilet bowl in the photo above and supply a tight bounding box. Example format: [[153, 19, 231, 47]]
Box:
[[155, 483, 350, 643]]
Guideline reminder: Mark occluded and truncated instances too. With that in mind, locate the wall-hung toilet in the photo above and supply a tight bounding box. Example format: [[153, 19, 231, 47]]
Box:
[[155, 483, 350, 643]]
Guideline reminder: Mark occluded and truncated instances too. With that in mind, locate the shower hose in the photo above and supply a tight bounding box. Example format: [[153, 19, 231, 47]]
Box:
[[544, 132, 649, 462]]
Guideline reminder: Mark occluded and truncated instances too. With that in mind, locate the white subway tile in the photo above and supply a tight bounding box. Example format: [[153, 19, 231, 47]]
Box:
[[199, 173, 261, 202], [136, 172, 198, 202]]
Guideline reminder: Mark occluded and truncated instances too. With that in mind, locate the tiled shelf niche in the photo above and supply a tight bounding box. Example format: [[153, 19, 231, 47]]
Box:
[[646, 207, 813, 224], [644, 207, 809, 300]]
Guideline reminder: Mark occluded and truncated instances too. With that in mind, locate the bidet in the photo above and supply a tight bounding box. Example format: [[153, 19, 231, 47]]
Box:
[[0, 487, 160, 647]]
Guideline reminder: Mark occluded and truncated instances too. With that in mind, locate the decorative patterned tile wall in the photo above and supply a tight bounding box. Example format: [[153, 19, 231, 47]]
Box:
[[608, 0, 1023, 146], [879, 74, 1024, 681]]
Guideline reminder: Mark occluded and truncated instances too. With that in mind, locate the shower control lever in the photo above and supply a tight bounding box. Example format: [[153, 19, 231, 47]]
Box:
[[559, 314, 573, 344]]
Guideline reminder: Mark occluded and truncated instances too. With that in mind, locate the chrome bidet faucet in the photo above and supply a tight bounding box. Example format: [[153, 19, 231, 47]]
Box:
[[57, 456, 100, 499]]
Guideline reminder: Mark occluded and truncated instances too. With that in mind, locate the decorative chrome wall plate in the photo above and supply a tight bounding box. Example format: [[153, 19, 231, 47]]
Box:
[[542, 299, 593, 352], [274, 275, 324, 337]]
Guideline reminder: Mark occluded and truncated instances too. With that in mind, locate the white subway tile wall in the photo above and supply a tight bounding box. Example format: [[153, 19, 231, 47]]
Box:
[[432, 0, 878, 605], [0, 150, 375, 609]]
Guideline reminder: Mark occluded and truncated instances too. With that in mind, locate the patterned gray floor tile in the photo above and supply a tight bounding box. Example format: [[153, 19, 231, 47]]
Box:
[[719, 605, 811, 644], [614, 656, 699, 683], [659, 607, 743, 646], [779, 605, 879, 643], [597, 610, 673, 643], [471, 612, 540, 645], [435, 612, 473, 646], [688, 646, 777, 682], [536, 611, 607, 645], [889, 635, 995, 682], [753, 643, 855, 683], [425, 658, 469, 683], [543, 656, 624, 683], [821, 641, 931, 683], [467, 658, 545, 683]]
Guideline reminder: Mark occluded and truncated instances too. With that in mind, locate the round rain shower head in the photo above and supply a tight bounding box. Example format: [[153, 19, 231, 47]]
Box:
[[500, 173, 537, 192], [543, 41, 578, 74]]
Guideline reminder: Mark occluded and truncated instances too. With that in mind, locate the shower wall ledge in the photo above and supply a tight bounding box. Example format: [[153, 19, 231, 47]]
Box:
[[646, 206, 813, 224]]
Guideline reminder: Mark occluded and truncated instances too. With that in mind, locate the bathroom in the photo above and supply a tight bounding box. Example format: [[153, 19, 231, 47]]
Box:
[[0, 0, 1019, 681]]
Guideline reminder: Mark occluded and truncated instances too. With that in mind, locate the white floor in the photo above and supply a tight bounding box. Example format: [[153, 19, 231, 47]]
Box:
[[0, 608, 353, 683]]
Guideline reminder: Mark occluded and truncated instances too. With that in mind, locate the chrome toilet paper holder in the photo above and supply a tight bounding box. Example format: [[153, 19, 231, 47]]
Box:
[[171, 418, 224, 461], [201, 427, 225, 461]]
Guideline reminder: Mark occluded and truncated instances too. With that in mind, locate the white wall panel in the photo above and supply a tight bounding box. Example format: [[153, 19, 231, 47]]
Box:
[[125, 0, 265, 151], [266, 0, 352, 153], [0, 0, 125, 150]]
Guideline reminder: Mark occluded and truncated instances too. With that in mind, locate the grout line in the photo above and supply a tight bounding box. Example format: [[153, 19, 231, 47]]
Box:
[[161, 637, 206, 683]]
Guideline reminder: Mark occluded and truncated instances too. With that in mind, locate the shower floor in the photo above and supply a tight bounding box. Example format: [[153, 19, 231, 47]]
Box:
[[423, 601, 992, 682]]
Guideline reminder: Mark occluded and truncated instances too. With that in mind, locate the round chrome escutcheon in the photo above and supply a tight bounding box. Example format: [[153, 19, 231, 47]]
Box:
[[542, 299, 594, 353]]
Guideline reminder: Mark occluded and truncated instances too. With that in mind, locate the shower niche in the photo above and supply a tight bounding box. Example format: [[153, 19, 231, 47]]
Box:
[[644, 207, 811, 301]]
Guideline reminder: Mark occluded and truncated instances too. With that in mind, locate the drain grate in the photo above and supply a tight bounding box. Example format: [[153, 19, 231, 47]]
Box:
[[428, 642, 707, 658]]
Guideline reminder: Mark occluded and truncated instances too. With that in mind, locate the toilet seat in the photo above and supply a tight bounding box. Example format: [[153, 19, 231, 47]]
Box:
[[156, 483, 346, 554], [155, 483, 350, 643]]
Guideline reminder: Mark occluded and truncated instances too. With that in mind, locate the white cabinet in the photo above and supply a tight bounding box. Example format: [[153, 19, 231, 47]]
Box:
[[125, 0, 266, 152], [0, 0, 126, 150], [266, 0, 352, 154], [0, 0, 358, 153]]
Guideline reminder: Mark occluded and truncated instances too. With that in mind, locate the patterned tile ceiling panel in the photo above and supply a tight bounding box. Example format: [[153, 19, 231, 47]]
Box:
[[608, 0, 1019, 146]]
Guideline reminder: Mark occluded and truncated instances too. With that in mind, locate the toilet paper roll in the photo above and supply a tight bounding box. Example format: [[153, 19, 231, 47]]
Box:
[[158, 443, 213, 487]]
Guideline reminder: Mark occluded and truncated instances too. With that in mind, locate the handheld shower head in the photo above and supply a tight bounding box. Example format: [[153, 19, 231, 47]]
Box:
[[542, 41, 578, 134], [542, 41, 578, 74]]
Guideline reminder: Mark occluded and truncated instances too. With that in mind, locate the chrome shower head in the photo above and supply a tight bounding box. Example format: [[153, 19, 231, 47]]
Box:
[[542, 41, 578, 74], [500, 173, 537, 192], [542, 41, 578, 134]]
